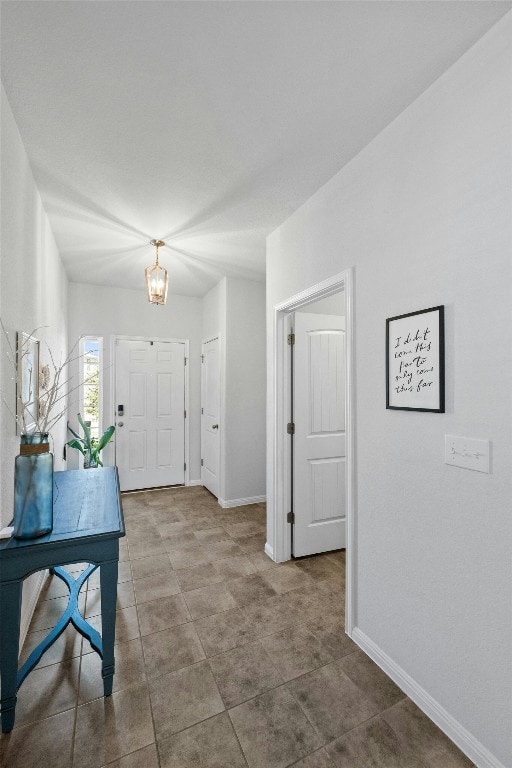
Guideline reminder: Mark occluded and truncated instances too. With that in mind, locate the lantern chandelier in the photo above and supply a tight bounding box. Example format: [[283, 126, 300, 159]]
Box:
[[145, 239, 169, 305]]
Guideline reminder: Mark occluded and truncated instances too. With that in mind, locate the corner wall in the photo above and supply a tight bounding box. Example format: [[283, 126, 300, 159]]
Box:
[[224, 278, 266, 503], [1, 87, 69, 640], [202, 277, 266, 506], [266, 15, 511, 768]]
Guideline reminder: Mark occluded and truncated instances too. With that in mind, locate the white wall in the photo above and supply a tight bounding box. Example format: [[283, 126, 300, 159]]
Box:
[[202, 277, 227, 342], [266, 15, 511, 768], [1, 87, 69, 639], [67, 282, 202, 482], [224, 277, 266, 503]]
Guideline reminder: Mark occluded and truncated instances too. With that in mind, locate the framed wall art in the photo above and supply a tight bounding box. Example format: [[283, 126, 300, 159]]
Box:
[[386, 305, 445, 413]]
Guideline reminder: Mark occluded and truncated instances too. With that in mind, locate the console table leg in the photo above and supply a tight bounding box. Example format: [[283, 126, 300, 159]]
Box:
[[99, 560, 118, 696], [0, 580, 22, 732]]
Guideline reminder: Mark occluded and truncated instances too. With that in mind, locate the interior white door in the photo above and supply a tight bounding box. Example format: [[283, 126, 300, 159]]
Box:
[[115, 338, 185, 491], [293, 312, 346, 557], [201, 337, 220, 497]]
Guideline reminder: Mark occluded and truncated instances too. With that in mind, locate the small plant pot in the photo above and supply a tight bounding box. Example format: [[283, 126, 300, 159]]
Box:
[[83, 452, 99, 469]]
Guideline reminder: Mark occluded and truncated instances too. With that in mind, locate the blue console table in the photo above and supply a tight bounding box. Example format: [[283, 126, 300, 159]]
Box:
[[0, 467, 125, 732]]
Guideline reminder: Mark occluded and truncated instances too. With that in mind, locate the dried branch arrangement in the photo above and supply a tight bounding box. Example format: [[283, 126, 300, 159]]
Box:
[[1, 322, 84, 435]]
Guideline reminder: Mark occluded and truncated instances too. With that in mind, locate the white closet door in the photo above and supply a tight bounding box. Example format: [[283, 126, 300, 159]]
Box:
[[293, 312, 346, 557], [201, 337, 221, 497]]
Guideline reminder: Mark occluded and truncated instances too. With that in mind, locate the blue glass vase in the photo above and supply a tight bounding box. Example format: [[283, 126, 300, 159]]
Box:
[[13, 433, 54, 539]]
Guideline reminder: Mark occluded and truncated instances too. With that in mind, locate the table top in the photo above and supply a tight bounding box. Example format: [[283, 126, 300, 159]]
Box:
[[0, 467, 125, 556]]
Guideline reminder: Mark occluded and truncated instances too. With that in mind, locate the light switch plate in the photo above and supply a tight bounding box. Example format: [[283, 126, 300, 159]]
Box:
[[445, 435, 490, 473]]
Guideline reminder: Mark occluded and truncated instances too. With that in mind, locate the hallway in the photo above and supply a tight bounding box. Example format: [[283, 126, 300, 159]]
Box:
[[1, 487, 474, 767]]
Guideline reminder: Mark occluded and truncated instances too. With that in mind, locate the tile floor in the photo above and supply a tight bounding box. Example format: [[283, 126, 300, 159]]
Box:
[[0, 486, 475, 768]]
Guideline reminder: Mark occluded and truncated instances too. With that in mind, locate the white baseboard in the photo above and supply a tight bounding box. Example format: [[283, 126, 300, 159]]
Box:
[[218, 494, 266, 509], [351, 627, 506, 768], [19, 569, 49, 651], [265, 542, 288, 564], [186, 479, 202, 487]]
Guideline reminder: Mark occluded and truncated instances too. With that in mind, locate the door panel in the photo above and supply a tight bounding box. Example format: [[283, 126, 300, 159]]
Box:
[[129, 372, 146, 416], [157, 373, 173, 416], [156, 429, 173, 467], [309, 333, 345, 433], [128, 430, 146, 471], [293, 312, 346, 557], [310, 457, 345, 522], [201, 337, 220, 497], [115, 339, 185, 491]]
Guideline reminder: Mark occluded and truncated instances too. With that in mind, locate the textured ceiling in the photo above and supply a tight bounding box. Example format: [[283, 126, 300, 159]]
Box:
[[1, 1, 509, 296]]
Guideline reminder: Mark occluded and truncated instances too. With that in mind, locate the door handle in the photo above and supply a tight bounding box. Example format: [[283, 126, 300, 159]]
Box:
[[118, 421, 124, 427], [212, 424, 219, 429]]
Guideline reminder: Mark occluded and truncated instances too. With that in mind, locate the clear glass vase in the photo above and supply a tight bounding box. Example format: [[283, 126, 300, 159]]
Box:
[[13, 433, 54, 539]]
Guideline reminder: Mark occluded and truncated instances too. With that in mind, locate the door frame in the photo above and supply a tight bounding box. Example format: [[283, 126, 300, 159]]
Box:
[[111, 335, 190, 486], [200, 334, 223, 499], [272, 268, 356, 635], [78, 335, 104, 469]]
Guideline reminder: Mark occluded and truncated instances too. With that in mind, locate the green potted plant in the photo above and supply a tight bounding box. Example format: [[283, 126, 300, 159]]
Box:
[[67, 413, 115, 468]]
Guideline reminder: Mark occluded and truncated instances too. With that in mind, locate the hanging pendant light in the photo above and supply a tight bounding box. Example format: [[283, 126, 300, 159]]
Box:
[[145, 239, 169, 305]]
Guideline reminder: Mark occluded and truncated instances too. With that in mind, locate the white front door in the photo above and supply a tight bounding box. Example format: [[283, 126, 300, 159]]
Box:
[[293, 312, 346, 557], [201, 337, 220, 497], [115, 338, 185, 491]]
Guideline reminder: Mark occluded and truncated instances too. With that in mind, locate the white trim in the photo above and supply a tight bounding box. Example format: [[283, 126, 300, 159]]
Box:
[[351, 627, 505, 768], [121, 488, 152, 496], [200, 334, 222, 498], [78, 335, 104, 469], [109, 334, 117, 467], [19, 570, 48, 650], [272, 268, 356, 636], [184, 339, 190, 486], [186, 479, 202, 487], [112, 334, 190, 486], [344, 268, 356, 635], [218, 494, 266, 509], [274, 272, 348, 313], [264, 542, 275, 561], [201, 334, 221, 343], [272, 312, 293, 562]]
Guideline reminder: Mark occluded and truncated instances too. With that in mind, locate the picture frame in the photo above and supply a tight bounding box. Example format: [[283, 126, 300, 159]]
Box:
[[386, 305, 445, 413], [16, 331, 40, 434]]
